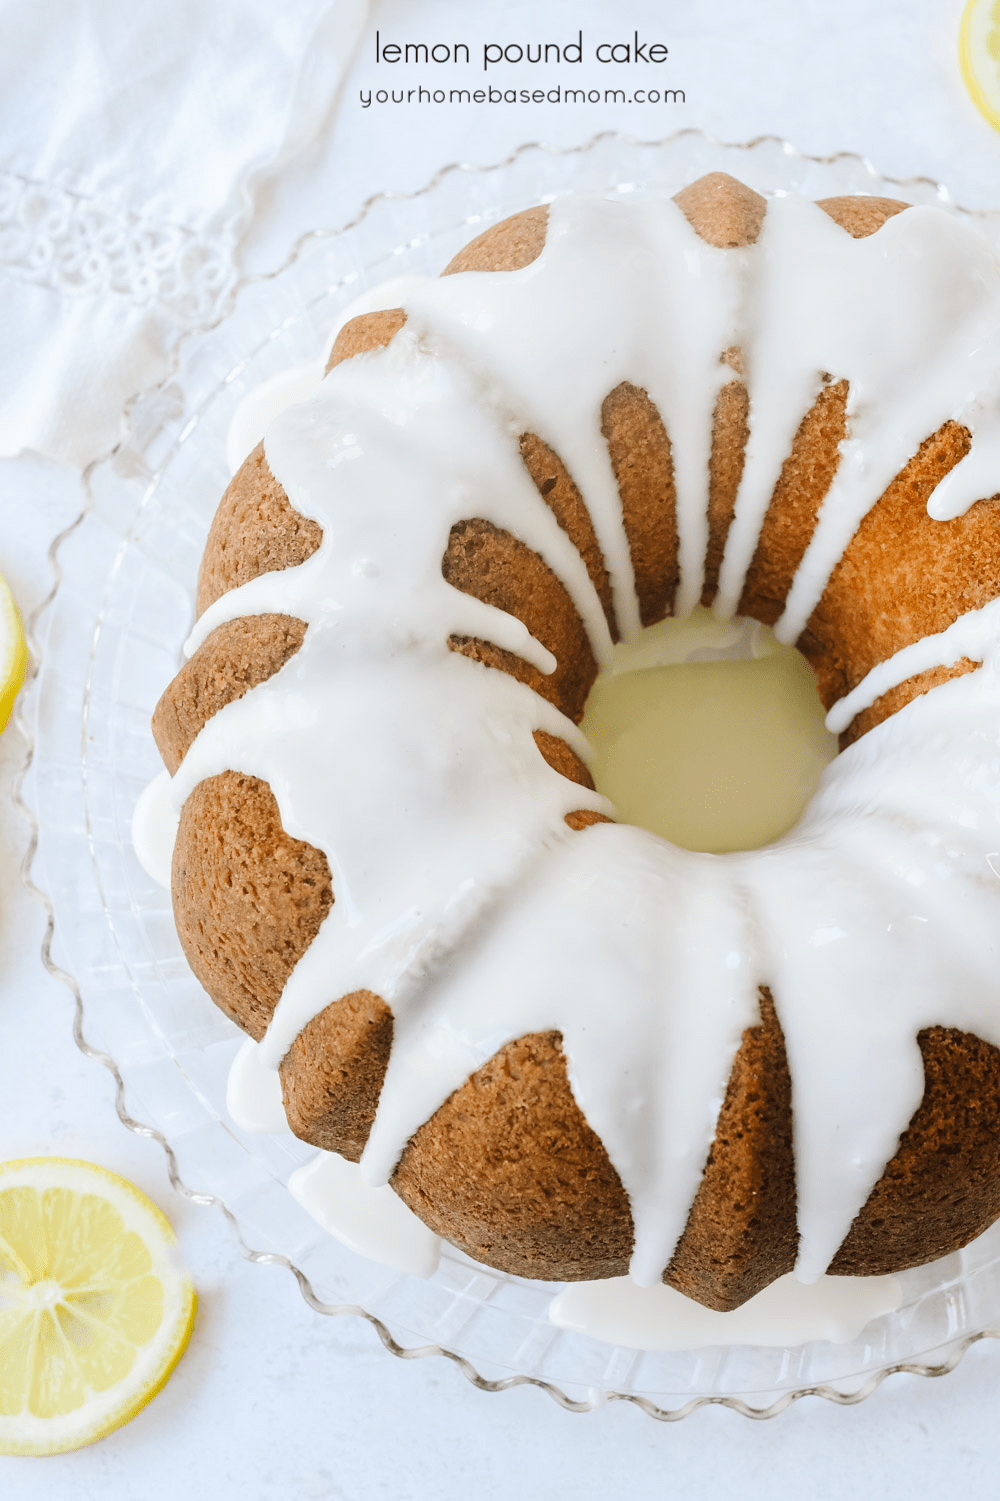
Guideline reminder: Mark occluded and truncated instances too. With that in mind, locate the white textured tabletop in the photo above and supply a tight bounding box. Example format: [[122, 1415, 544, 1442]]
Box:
[[4, 1, 1000, 1494]]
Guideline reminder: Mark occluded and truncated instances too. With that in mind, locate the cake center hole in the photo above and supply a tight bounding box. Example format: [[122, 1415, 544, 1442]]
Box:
[[580, 607, 838, 854]]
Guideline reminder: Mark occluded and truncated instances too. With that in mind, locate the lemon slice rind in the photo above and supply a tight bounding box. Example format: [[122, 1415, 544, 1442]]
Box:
[[0, 1158, 196, 1456], [960, 0, 1000, 135], [0, 575, 26, 735]]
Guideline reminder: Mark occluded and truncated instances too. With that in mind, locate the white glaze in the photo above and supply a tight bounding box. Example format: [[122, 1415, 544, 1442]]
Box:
[[288, 1153, 441, 1278], [169, 193, 1000, 1289], [600, 605, 746, 675], [226, 362, 326, 476], [227, 1033, 903, 1337], [713, 198, 1000, 639], [549, 1271, 903, 1352], [224, 1040, 443, 1278], [131, 768, 178, 889], [225, 274, 433, 475], [824, 595, 1000, 734], [226, 1038, 289, 1133]]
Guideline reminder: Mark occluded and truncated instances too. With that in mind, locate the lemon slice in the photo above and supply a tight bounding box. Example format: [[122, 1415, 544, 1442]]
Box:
[[960, 0, 1000, 133], [0, 573, 26, 734], [0, 1158, 196, 1456]]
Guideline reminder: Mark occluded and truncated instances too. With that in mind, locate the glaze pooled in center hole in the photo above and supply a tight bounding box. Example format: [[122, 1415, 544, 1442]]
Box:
[[580, 608, 837, 853]]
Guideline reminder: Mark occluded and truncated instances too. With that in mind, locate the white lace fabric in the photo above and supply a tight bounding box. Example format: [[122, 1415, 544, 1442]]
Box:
[[0, 0, 367, 467], [0, 168, 232, 319]]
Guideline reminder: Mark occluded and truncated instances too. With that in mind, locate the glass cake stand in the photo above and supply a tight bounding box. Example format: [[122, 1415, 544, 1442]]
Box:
[[17, 129, 1000, 1420]]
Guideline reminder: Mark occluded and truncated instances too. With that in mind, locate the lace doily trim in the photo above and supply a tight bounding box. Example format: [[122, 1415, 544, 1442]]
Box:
[[0, 168, 235, 322]]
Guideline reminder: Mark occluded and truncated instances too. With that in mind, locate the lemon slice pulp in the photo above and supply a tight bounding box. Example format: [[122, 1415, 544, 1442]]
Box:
[[960, 0, 1000, 132], [0, 573, 26, 734], [0, 1158, 196, 1456]]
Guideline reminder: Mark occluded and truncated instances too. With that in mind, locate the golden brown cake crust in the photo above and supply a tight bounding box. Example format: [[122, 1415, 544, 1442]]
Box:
[[153, 614, 307, 776], [839, 659, 980, 748], [198, 443, 323, 617], [391, 1030, 634, 1281], [738, 380, 850, 625], [665, 989, 798, 1311], [159, 173, 1000, 1308], [326, 308, 408, 374], [602, 382, 679, 627], [829, 1027, 1000, 1274], [442, 517, 597, 723], [797, 420, 994, 709], [280, 992, 393, 1162], [172, 772, 332, 1042], [442, 204, 549, 275], [702, 375, 750, 607], [519, 431, 619, 639], [531, 729, 595, 790], [674, 173, 766, 248], [816, 194, 908, 238]]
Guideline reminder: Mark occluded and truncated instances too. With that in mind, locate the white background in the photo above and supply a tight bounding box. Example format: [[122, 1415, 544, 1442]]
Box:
[[5, 1, 1000, 1494]]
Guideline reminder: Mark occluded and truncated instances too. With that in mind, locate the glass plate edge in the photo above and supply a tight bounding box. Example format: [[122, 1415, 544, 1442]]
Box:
[[13, 126, 1000, 1420]]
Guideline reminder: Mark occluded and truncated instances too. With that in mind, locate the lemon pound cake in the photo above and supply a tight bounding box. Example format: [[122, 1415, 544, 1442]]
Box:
[[153, 173, 1000, 1312]]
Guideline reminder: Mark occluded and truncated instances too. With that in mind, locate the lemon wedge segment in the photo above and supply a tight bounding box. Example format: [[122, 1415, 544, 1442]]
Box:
[[960, 0, 1000, 133], [0, 574, 26, 735], [0, 1158, 196, 1455]]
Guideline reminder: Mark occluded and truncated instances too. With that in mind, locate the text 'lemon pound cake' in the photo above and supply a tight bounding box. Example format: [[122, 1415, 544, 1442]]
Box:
[[153, 173, 1000, 1313]]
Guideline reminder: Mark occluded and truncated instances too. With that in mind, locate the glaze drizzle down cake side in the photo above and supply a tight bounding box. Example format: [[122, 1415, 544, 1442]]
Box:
[[153, 173, 1000, 1311]]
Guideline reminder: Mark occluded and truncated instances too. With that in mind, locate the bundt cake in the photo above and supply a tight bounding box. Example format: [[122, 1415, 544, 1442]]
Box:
[[152, 172, 1000, 1312]]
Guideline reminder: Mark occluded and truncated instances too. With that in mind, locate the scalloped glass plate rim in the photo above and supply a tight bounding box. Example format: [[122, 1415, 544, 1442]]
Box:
[[17, 127, 1000, 1421]]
